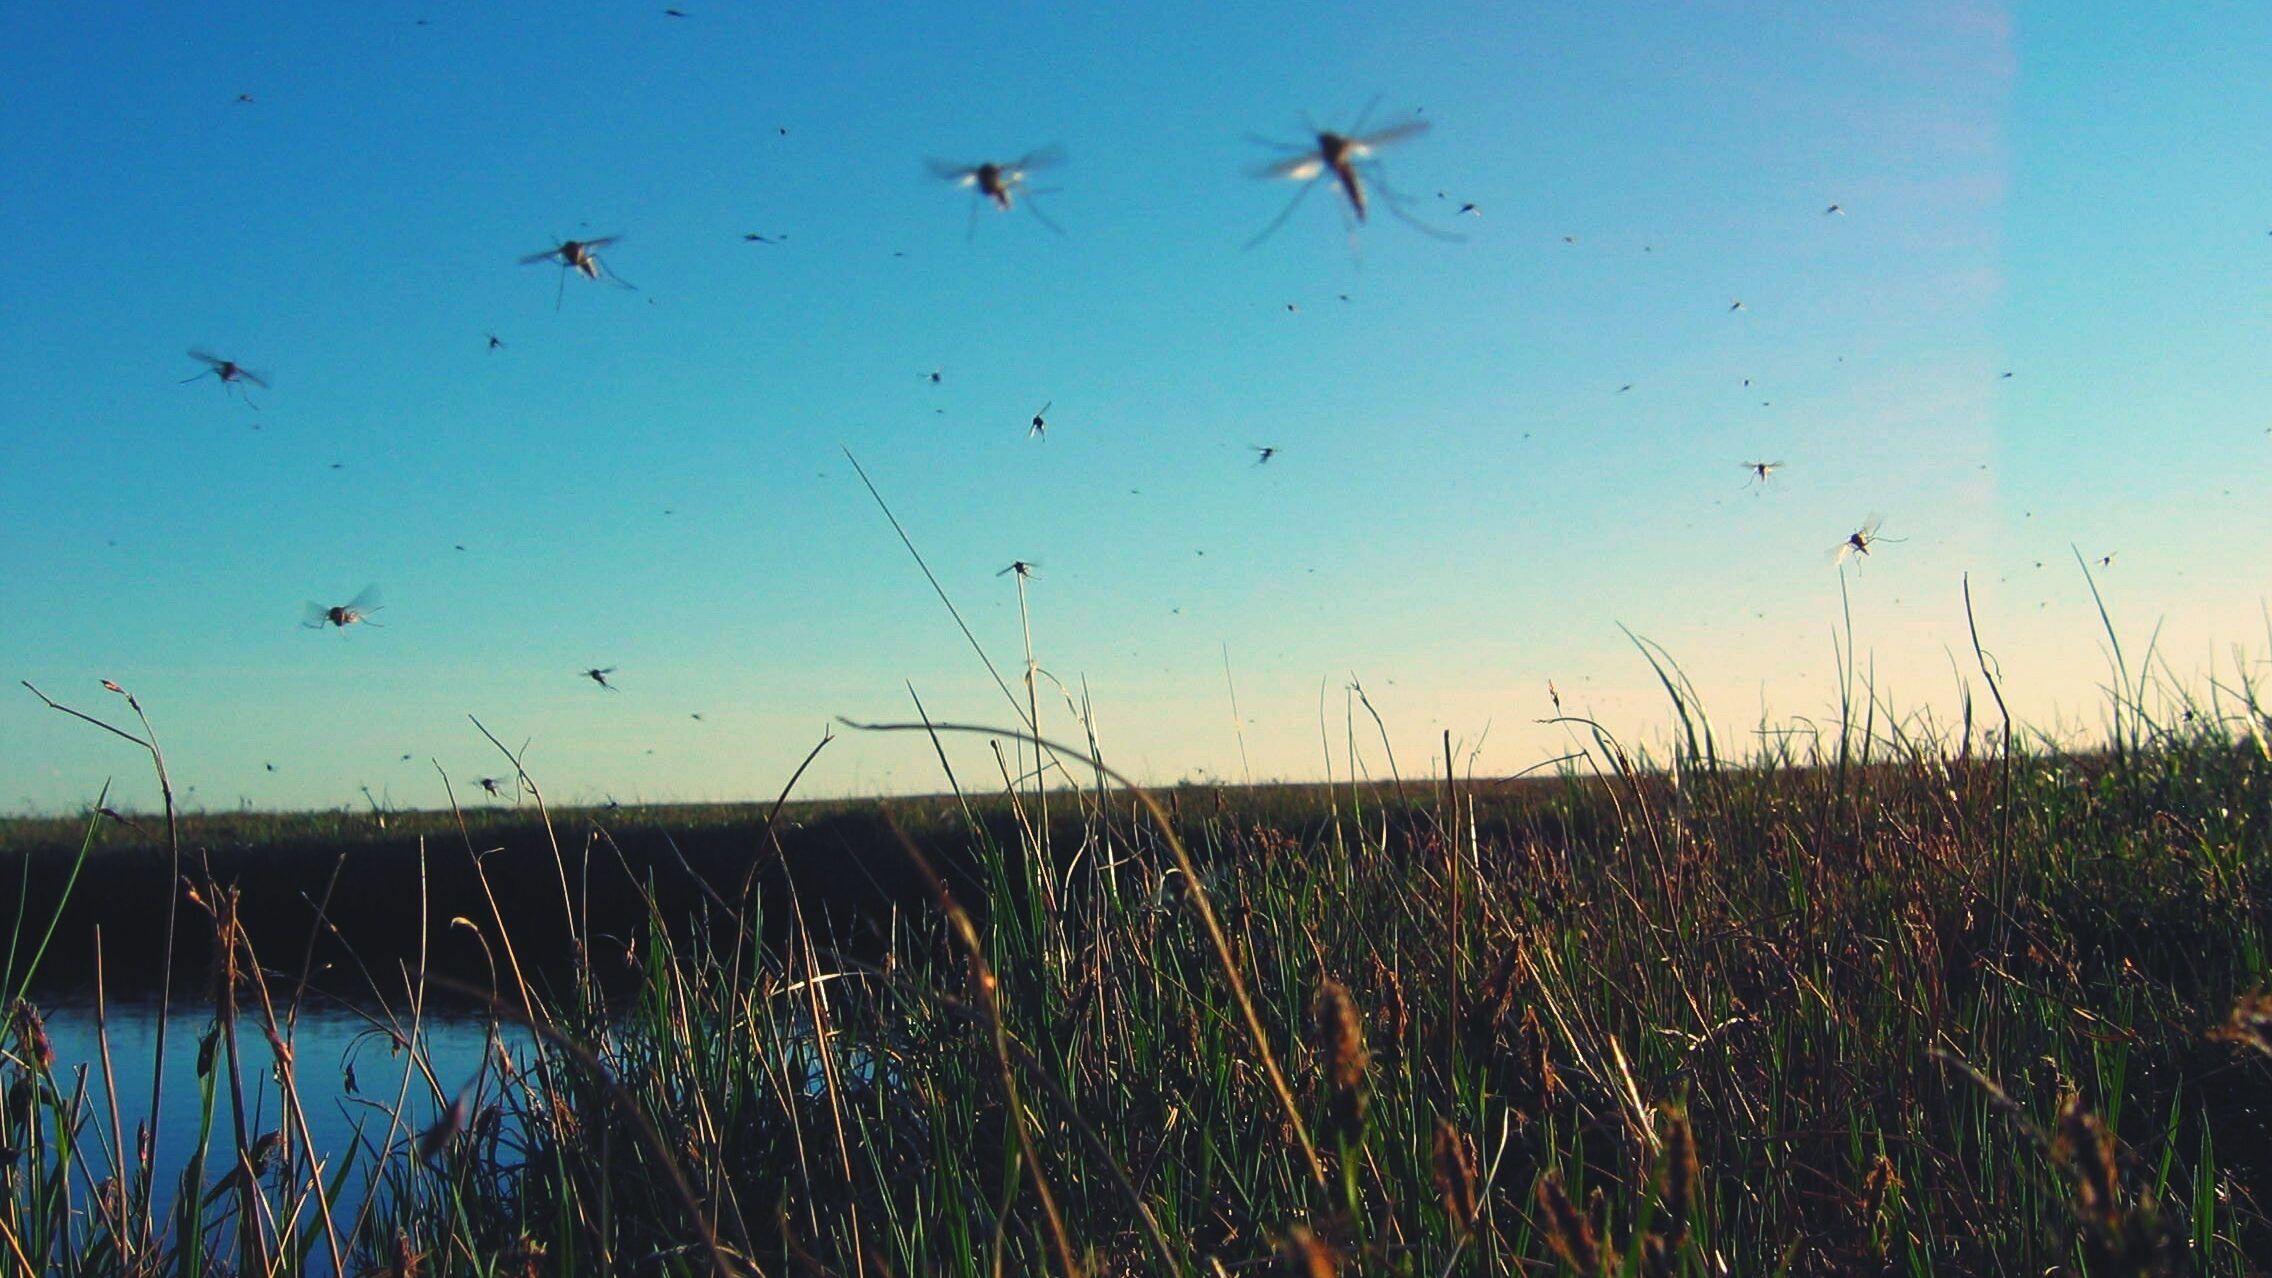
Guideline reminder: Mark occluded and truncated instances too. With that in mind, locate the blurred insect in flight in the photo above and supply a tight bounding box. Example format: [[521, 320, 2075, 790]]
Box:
[[998, 560, 1038, 579], [1246, 101, 1461, 249], [582, 666, 619, 690], [1251, 445, 1278, 465], [1831, 516, 1894, 566], [1028, 402, 1051, 439], [1742, 460, 1783, 490], [183, 351, 269, 407], [519, 236, 635, 309], [303, 586, 382, 630], [927, 147, 1066, 237]]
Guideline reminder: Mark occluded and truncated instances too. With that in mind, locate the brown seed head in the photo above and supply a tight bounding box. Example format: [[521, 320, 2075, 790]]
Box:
[[1517, 1005, 1562, 1120], [1281, 1224, 1339, 1277], [7, 1000, 54, 1070], [1655, 1100, 1699, 1247], [2054, 1093, 2121, 1235], [1859, 1152, 1900, 1221], [1432, 1118, 1479, 1237], [2211, 991, 2272, 1060], [1310, 978, 1368, 1140], [1536, 1170, 1602, 1275]]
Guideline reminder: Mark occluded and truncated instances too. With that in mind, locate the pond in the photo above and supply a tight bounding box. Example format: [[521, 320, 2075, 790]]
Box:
[[30, 999, 507, 1258]]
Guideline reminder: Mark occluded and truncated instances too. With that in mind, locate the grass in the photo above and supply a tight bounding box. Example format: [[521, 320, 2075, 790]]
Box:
[[3, 638, 2270, 1276]]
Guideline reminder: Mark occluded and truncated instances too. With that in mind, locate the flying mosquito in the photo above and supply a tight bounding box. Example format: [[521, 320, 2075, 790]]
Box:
[[1742, 460, 1783, 489], [582, 666, 618, 690], [998, 560, 1038, 579], [519, 236, 634, 309], [1029, 402, 1051, 439], [1251, 445, 1279, 464], [183, 351, 268, 406], [303, 586, 383, 630], [476, 777, 508, 797], [1246, 101, 1458, 248], [927, 147, 1066, 237], [1831, 515, 1895, 566]]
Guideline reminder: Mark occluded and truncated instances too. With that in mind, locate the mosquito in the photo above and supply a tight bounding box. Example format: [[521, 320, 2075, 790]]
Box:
[[927, 147, 1066, 237], [485, 333, 504, 351], [303, 586, 383, 630], [1742, 460, 1783, 490], [476, 777, 507, 798], [582, 666, 618, 690], [1831, 515, 1898, 566], [923, 367, 943, 385], [1824, 203, 1845, 216], [519, 236, 635, 310], [998, 560, 1038, 579], [1246, 100, 1458, 248], [1029, 402, 1051, 440], [183, 351, 268, 407], [1251, 445, 1278, 464]]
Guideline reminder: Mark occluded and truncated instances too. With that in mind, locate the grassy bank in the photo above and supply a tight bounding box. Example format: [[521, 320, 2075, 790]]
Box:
[[4, 672, 2270, 1275]]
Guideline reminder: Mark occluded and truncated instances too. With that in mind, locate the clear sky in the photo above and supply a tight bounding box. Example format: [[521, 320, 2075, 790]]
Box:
[[3, 1, 2267, 814]]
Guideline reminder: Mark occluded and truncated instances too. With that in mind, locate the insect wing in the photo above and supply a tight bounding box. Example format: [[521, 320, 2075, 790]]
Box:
[[1009, 144, 1066, 176], [343, 584, 383, 613], [1347, 119, 1429, 159], [1260, 154, 1326, 181]]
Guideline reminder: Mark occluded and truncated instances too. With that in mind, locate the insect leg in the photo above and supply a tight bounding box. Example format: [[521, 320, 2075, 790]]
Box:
[[1243, 178, 1320, 251]]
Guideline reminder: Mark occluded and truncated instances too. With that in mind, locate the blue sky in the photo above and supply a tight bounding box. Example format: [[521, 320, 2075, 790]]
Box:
[[3, 1, 2267, 813]]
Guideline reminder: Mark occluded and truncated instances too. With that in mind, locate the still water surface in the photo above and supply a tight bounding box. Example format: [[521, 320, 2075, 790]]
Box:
[[40, 1000, 506, 1245]]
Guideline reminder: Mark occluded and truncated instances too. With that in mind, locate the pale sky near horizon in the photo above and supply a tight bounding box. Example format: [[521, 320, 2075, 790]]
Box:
[[2, 2, 2267, 815]]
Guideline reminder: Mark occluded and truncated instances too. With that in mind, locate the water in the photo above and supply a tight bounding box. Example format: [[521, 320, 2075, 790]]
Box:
[[36, 1000, 502, 1253]]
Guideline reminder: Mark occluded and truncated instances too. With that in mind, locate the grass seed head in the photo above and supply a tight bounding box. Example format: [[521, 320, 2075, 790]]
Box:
[[1536, 1170, 1603, 1276], [1310, 978, 1369, 1141], [1655, 1100, 1699, 1247], [1280, 1223, 1340, 1277], [1432, 1118, 1480, 1238], [2210, 991, 2272, 1060]]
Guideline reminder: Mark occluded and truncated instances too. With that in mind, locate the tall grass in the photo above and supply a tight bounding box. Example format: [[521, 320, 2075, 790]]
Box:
[[4, 639, 2269, 1275]]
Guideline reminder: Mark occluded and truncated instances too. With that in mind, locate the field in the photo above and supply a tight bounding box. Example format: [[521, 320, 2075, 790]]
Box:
[[4, 669, 2270, 1276]]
